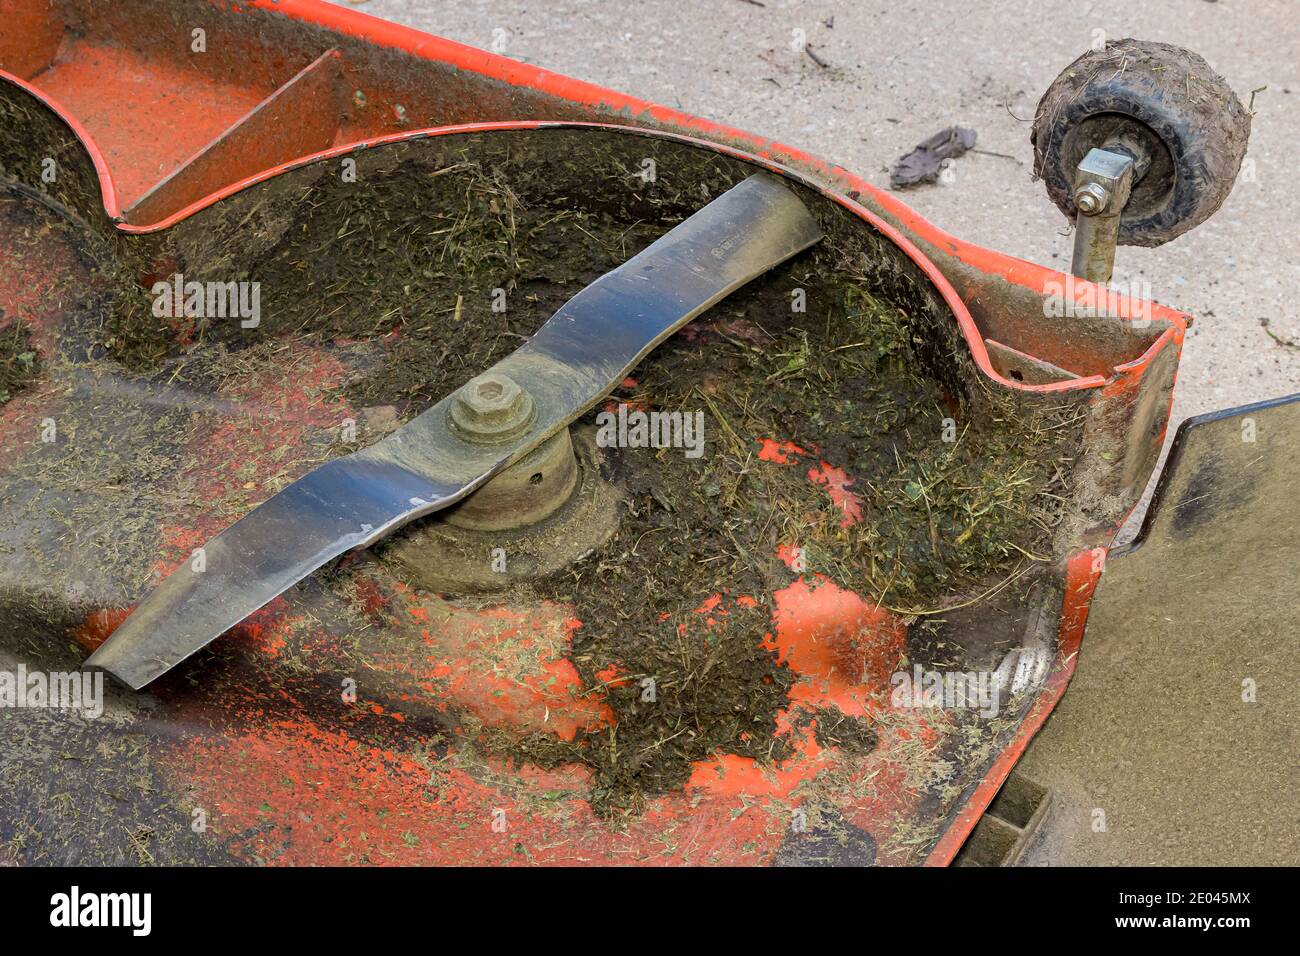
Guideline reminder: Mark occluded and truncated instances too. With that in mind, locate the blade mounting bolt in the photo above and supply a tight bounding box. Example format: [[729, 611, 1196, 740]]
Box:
[[449, 372, 535, 443]]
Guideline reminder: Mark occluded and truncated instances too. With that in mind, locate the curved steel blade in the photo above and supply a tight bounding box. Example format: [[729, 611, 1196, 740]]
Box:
[[87, 172, 823, 688]]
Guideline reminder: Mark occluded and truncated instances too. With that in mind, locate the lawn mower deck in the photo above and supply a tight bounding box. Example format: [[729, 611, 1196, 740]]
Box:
[[0, 1, 1195, 866]]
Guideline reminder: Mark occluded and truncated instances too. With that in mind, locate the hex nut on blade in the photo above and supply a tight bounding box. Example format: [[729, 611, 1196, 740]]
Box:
[[448, 373, 535, 443]]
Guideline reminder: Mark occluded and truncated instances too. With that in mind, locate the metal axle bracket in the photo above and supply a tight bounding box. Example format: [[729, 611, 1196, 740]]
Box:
[[1070, 147, 1135, 284]]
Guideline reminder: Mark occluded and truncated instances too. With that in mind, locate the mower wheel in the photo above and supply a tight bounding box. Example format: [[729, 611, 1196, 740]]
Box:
[[1032, 38, 1251, 247]]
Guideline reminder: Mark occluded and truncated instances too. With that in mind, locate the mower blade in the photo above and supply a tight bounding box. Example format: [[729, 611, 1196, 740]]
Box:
[[87, 172, 822, 688]]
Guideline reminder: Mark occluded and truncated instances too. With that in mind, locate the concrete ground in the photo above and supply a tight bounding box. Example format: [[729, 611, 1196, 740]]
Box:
[[348, 0, 1300, 532]]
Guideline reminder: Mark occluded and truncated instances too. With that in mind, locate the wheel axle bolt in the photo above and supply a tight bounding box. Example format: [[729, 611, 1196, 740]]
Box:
[[1074, 182, 1109, 215], [449, 372, 535, 443]]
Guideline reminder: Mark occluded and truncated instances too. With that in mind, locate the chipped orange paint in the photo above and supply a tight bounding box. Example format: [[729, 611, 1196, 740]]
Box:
[[806, 461, 865, 527], [681, 590, 758, 633], [168, 712, 798, 865], [72, 606, 132, 653], [757, 438, 805, 464], [771, 576, 906, 717], [594, 662, 632, 689], [367, 593, 612, 740], [759, 436, 865, 526]]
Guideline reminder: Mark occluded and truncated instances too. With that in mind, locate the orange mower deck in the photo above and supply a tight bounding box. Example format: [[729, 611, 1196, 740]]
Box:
[[0, 0, 1189, 866]]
